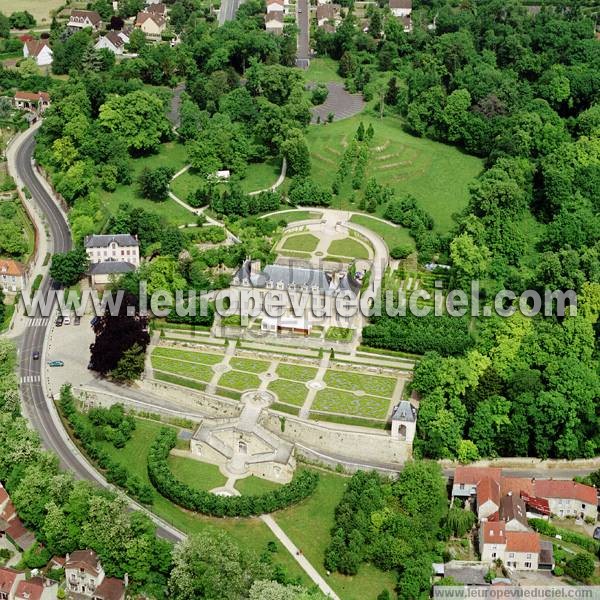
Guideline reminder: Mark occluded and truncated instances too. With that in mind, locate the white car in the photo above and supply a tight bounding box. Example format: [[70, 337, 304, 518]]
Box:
[[63, 315, 71, 325]]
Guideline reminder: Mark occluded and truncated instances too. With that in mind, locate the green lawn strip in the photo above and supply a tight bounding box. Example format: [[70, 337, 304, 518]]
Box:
[[267, 378, 309, 406], [306, 113, 483, 233], [153, 371, 208, 392], [151, 356, 214, 382], [270, 402, 300, 416], [349, 214, 414, 249], [278, 250, 313, 260], [153, 346, 224, 365], [234, 475, 282, 495], [327, 238, 370, 259], [217, 370, 261, 391], [281, 233, 320, 252], [214, 387, 242, 400], [323, 369, 396, 397], [324, 327, 354, 342], [276, 363, 318, 382], [167, 455, 227, 491], [229, 356, 270, 373], [312, 387, 390, 419], [304, 57, 344, 84], [274, 469, 398, 600], [268, 210, 323, 223], [309, 412, 388, 430], [95, 418, 308, 584]]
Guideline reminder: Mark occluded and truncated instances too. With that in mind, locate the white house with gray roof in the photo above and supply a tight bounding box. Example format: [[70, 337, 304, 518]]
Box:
[[84, 234, 139, 288], [391, 401, 417, 442]]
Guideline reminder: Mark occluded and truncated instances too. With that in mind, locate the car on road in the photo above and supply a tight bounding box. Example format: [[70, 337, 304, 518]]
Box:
[[91, 316, 100, 327], [47, 360, 65, 367], [55, 316, 64, 327], [32, 351, 40, 360], [63, 315, 71, 325], [74, 316, 81, 326]]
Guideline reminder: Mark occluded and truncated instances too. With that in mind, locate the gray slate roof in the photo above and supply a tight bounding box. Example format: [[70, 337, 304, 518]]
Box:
[[391, 401, 416, 422], [89, 261, 136, 275], [84, 234, 138, 249]]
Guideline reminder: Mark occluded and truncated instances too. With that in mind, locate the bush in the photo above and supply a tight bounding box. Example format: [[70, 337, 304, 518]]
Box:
[[553, 565, 564, 576], [565, 552, 595, 582], [390, 244, 413, 260], [147, 428, 319, 517], [528, 519, 600, 554], [311, 84, 329, 106]]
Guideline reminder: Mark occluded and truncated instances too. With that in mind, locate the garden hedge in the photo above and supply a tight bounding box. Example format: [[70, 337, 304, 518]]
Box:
[[147, 427, 318, 517], [529, 518, 600, 555]]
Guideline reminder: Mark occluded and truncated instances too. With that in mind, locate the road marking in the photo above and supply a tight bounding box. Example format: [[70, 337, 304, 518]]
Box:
[[28, 318, 49, 327], [20, 375, 41, 384]]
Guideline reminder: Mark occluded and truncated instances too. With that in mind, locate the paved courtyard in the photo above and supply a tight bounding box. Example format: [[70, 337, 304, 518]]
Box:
[[311, 83, 366, 123]]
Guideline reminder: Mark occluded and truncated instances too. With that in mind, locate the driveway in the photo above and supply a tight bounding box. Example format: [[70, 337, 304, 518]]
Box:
[[311, 83, 365, 123], [296, 0, 310, 68]]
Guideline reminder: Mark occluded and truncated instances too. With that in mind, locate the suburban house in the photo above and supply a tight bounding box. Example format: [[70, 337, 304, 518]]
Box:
[[265, 12, 284, 34], [13, 91, 50, 113], [534, 479, 598, 520], [0, 484, 35, 551], [135, 11, 167, 41], [316, 4, 341, 29], [22, 40, 53, 67], [0, 568, 25, 599], [147, 2, 167, 15], [95, 31, 126, 55], [0, 259, 27, 294], [65, 550, 126, 600], [14, 576, 58, 600], [67, 10, 102, 31], [389, 0, 412, 17], [266, 0, 284, 13], [84, 234, 139, 289]]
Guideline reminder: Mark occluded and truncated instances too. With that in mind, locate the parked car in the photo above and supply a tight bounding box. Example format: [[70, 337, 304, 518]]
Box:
[[32, 351, 40, 360], [91, 316, 100, 327], [593, 527, 600, 541], [55, 316, 64, 327], [47, 360, 65, 367], [63, 315, 71, 325], [74, 316, 81, 326]]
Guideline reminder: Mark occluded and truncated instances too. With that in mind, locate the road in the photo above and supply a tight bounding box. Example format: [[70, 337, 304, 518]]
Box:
[[296, 0, 310, 68], [12, 127, 183, 543], [218, 0, 244, 25]]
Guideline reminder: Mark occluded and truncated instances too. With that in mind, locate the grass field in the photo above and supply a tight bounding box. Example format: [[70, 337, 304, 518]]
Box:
[[327, 237, 370, 259], [0, 0, 62, 23], [153, 346, 224, 365], [168, 455, 226, 491], [267, 378, 309, 406], [235, 475, 282, 495], [350, 214, 415, 249], [100, 142, 193, 226], [281, 233, 320, 252], [307, 113, 483, 233], [218, 370, 261, 391], [268, 210, 323, 223], [312, 388, 390, 419], [151, 356, 214, 382], [276, 363, 318, 382], [95, 418, 308, 583], [323, 370, 396, 397], [229, 357, 270, 373], [304, 58, 344, 84]]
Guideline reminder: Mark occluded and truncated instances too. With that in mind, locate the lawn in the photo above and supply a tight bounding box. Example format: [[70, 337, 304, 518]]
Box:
[[274, 470, 398, 600], [276, 363, 318, 382], [312, 388, 390, 419], [95, 418, 308, 583], [153, 346, 224, 365], [267, 210, 323, 223], [324, 327, 354, 342], [235, 475, 282, 495], [167, 455, 226, 491], [304, 58, 344, 85], [229, 356, 271, 373], [349, 214, 414, 250], [307, 113, 484, 233], [267, 378, 309, 406], [100, 142, 194, 227], [327, 237, 370, 259], [281, 233, 320, 253], [218, 369, 261, 391], [151, 356, 214, 383], [323, 369, 396, 397], [0, 0, 62, 23]]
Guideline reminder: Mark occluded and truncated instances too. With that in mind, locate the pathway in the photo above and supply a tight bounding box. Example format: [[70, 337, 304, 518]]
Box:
[[311, 83, 365, 123], [206, 339, 236, 393], [299, 352, 330, 418], [248, 158, 287, 196], [168, 83, 186, 128], [261, 515, 340, 600]]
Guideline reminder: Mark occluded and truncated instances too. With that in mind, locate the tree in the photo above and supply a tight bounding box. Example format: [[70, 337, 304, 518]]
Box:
[[565, 553, 595, 582], [9, 11, 35, 29], [126, 28, 147, 53], [249, 581, 326, 599], [137, 166, 174, 201], [280, 129, 310, 177], [111, 343, 145, 383], [390, 244, 413, 260], [17, 58, 39, 78], [0, 12, 9, 38], [0, 222, 26, 257], [0, 289, 5, 328], [49, 250, 89, 287]]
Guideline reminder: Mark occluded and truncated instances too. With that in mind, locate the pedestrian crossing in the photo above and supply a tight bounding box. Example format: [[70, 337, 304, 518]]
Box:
[[20, 375, 41, 384], [28, 318, 49, 327]]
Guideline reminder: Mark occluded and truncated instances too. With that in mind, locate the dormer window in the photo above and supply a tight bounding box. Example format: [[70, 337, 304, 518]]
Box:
[[276, 281, 285, 290]]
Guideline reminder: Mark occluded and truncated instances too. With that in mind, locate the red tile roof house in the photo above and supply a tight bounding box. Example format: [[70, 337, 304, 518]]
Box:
[[534, 479, 597, 521], [14, 576, 58, 600], [0, 484, 35, 551], [0, 567, 25, 599], [65, 550, 126, 600], [13, 91, 50, 113], [22, 40, 53, 68], [0, 259, 27, 294]]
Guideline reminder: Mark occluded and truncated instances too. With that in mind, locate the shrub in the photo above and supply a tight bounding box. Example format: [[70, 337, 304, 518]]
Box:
[[528, 519, 600, 554], [390, 244, 413, 260], [147, 428, 318, 517], [565, 552, 595, 582], [311, 84, 329, 106]]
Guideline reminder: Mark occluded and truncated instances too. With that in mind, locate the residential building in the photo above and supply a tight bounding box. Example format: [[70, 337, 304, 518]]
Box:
[[265, 11, 284, 34], [533, 479, 597, 520], [84, 234, 139, 289], [22, 40, 53, 67], [0, 259, 27, 294], [479, 522, 543, 570], [67, 10, 102, 31], [13, 91, 50, 113], [0, 567, 24, 600], [266, 0, 284, 13], [65, 550, 126, 600], [15, 576, 58, 600], [95, 31, 126, 55], [389, 0, 412, 17], [316, 3, 341, 29], [147, 2, 167, 15], [451, 467, 502, 504], [499, 492, 529, 532], [479, 520, 506, 562], [135, 11, 167, 40]]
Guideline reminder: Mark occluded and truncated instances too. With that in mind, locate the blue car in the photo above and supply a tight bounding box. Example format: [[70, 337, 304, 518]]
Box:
[[47, 360, 65, 367]]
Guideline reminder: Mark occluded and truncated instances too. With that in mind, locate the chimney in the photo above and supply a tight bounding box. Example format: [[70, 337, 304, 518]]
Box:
[[250, 259, 261, 276], [508, 491, 512, 496]]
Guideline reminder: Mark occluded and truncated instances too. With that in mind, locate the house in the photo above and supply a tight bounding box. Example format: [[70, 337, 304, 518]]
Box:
[[316, 3, 341, 28], [135, 11, 167, 41], [65, 550, 125, 600], [533, 479, 597, 521], [13, 91, 50, 113], [479, 522, 542, 570], [95, 31, 126, 55], [147, 2, 167, 15], [499, 492, 529, 532], [22, 40, 53, 67], [67, 10, 102, 31], [266, 0, 284, 13], [400, 15, 412, 33], [390, 401, 417, 443], [15, 576, 58, 600], [451, 467, 502, 504], [389, 0, 412, 17], [265, 12, 284, 34], [0, 259, 27, 294], [84, 234, 139, 289], [476, 476, 501, 519], [0, 567, 25, 600]]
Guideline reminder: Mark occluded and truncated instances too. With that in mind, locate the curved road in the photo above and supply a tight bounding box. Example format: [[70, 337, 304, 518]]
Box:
[[14, 127, 183, 543]]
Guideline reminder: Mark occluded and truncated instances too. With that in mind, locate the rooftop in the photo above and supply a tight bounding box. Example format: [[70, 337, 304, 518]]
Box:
[[505, 530, 540, 554], [391, 401, 416, 422], [14, 577, 43, 600], [95, 576, 125, 600], [66, 549, 100, 576], [481, 520, 506, 545], [84, 234, 139, 249], [89, 261, 136, 275]]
